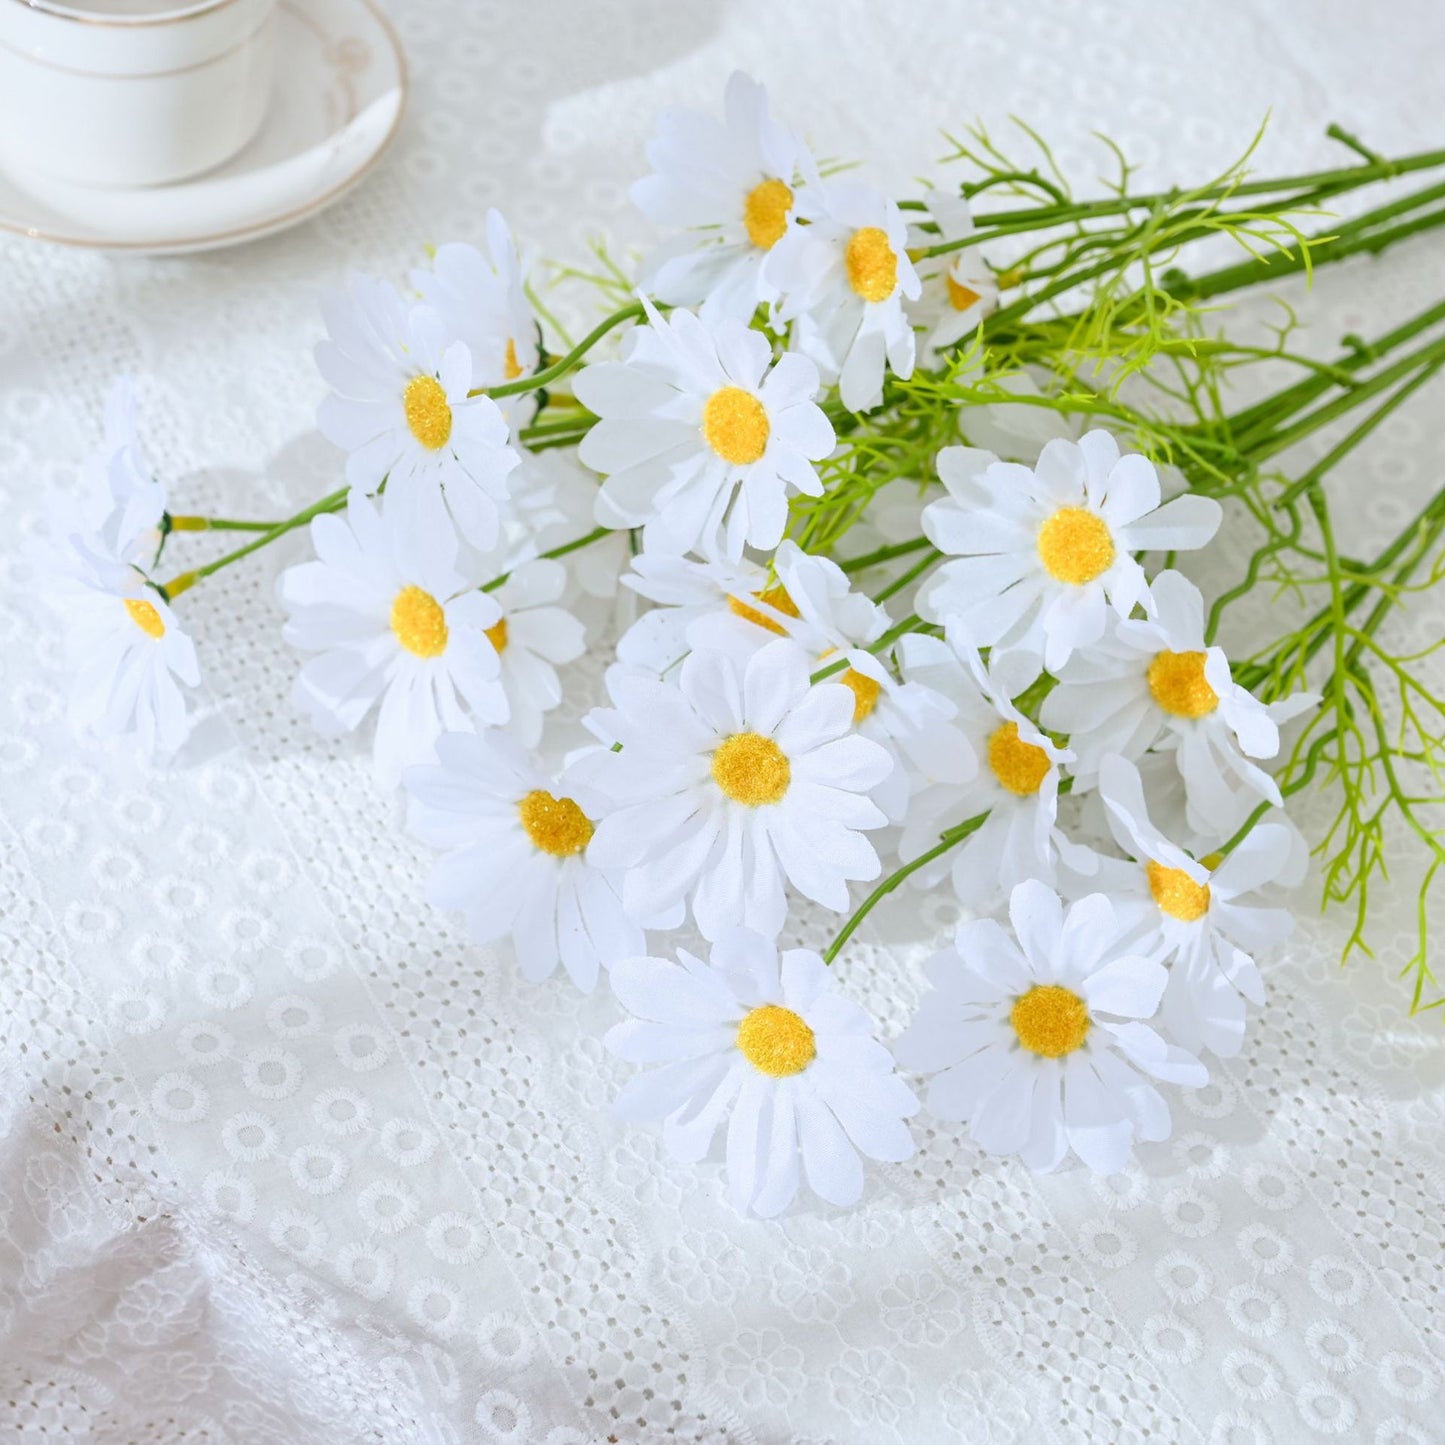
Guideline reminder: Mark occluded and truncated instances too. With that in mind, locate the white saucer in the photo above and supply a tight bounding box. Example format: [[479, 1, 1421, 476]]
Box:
[[0, 0, 407, 255]]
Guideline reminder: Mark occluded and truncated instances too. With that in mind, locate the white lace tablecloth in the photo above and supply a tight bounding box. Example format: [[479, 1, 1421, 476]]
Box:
[[3, 2, 1444, 1441]]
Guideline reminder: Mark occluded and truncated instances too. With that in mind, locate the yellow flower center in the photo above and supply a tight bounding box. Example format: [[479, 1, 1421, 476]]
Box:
[[712, 731, 790, 806], [743, 177, 794, 250], [124, 597, 165, 639], [1147, 649, 1219, 719], [702, 386, 770, 465], [403, 374, 453, 451], [484, 617, 508, 653], [845, 226, 899, 303], [727, 584, 798, 635], [946, 274, 982, 311], [839, 668, 881, 723], [1146, 860, 1212, 922], [390, 586, 448, 658], [987, 722, 1051, 796], [1036, 506, 1116, 585], [736, 1003, 816, 1076], [1011, 984, 1090, 1058], [503, 337, 523, 381], [518, 789, 594, 857]]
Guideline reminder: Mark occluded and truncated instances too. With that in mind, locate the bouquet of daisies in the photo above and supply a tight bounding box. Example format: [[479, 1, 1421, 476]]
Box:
[[46, 74, 1445, 1216]]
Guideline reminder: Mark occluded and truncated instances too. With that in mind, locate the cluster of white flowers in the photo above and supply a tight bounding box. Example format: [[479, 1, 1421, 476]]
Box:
[[45, 379, 200, 758], [46, 73, 1313, 1219], [587, 409, 1308, 1201]]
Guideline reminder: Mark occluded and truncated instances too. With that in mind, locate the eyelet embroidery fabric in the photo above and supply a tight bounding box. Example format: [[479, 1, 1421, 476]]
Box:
[[3, 1, 1445, 1441]]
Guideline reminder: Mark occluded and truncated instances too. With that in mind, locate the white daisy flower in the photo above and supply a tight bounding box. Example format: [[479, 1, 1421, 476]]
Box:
[[411, 209, 541, 426], [895, 635, 1081, 913], [1039, 568, 1312, 837], [62, 534, 199, 758], [83, 376, 167, 557], [404, 729, 641, 992], [952, 364, 1194, 502], [893, 879, 1207, 1174], [919, 432, 1223, 673], [316, 273, 520, 551], [1094, 755, 1293, 1059], [506, 448, 630, 601], [38, 378, 166, 600], [631, 71, 811, 323], [278, 493, 508, 785], [574, 300, 834, 559], [606, 928, 917, 1216], [769, 180, 922, 412], [480, 558, 586, 748], [615, 550, 773, 675], [576, 639, 893, 942], [771, 541, 972, 819], [909, 190, 1001, 360]]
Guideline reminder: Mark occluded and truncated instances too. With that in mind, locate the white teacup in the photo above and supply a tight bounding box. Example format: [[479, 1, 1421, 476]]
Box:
[[0, 0, 278, 189]]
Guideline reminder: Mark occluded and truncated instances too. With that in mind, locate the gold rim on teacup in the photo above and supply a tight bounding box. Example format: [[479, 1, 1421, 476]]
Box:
[[11, 0, 245, 27]]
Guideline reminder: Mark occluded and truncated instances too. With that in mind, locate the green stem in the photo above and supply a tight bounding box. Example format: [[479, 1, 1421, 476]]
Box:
[[1246, 333, 1445, 464], [872, 550, 941, 605], [809, 612, 937, 685], [1001, 186, 1445, 350], [166, 514, 288, 533], [838, 536, 936, 573], [480, 526, 613, 593], [922, 142, 1445, 258], [1223, 296, 1445, 441], [159, 487, 349, 600], [1274, 359, 1445, 507], [959, 176, 1333, 258], [1238, 484, 1445, 693], [1329, 176, 1445, 239], [1173, 203, 1445, 304], [1341, 504, 1445, 673], [824, 811, 990, 963], [473, 302, 644, 400], [1216, 756, 1322, 857], [519, 414, 596, 441]]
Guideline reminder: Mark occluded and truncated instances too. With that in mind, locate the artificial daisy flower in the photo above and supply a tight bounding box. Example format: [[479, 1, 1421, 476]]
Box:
[[893, 879, 1207, 1174], [37, 378, 166, 602], [606, 928, 917, 1216], [576, 639, 892, 941], [411, 209, 541, 426], [1039, 568, 1313, 837], [771, 541, 972, 818], [632, 71, 811, 323], [895, 635, 1083, 913], [919, 432, 1223, 673], [404, 729, 640, 992], [505, 447, 630, 601], [315, 273, 520, 550], [62, 534, 199, 759], [478, 558, 586, 747], [769, 180, 922, 412], [949, 363, 1194, 505], [82, 376, 167, 557], [615, 550, 773, 674], [574, 300, 834, 559], [1093, 755, 1293, 1059], [278, 493, 508, 785], [909, 190, 1002, 360]]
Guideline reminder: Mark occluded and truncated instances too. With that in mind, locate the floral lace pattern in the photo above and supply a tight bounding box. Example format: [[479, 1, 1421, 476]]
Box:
[[3, 0, 1445, 1439]]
